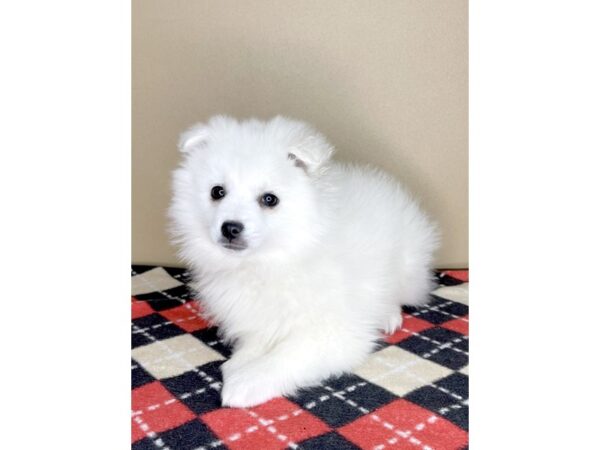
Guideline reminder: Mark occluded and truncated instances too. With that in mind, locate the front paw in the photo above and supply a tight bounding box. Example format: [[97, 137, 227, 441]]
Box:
[[221, 363, 280, 408]]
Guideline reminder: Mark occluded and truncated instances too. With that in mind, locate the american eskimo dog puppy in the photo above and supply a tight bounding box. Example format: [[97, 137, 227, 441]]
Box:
[[169, 116, 438, 407]]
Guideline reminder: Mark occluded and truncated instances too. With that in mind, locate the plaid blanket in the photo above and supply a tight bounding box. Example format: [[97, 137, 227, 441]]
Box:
[[132, 266, 469, 450]]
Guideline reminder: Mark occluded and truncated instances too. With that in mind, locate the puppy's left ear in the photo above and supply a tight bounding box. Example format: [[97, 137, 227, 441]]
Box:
[[282, 120, 335, 174], [178, 123, 210, 154]]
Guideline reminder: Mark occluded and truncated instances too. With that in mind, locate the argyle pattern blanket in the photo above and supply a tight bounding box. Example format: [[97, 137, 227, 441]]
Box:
[[132, 266, 469, 450]]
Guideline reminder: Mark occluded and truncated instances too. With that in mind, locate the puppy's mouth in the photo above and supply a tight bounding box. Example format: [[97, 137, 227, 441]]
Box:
[[219, 240, 248, 252]]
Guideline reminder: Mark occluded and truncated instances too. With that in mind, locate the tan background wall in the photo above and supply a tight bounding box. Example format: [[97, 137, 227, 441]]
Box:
[[133, 0, 468, 268]]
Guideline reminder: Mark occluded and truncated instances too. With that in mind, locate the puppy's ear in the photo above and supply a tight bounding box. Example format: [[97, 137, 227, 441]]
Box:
[[178, 123, 210, 153], [280, 119, 334, 174], [287, 138, 334, 174], [178, 115, 238, 154]]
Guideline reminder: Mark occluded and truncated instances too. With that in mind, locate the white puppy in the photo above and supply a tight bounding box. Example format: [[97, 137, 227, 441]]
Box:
[[169, 116, 438, 407]]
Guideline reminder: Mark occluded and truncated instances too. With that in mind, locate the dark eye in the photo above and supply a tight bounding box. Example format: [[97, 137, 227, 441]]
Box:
[[211, 185, 226, 200], [261, 192, 279, 208]]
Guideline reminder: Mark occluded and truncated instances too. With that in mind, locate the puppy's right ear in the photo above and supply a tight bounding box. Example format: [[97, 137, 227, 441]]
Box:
[[178, 123, 210, 154]]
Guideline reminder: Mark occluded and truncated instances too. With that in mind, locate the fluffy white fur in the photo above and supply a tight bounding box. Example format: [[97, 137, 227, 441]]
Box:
[[169, 115, 439, 407]]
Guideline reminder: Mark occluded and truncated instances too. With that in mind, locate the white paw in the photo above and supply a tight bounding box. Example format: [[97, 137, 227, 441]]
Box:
[[221, 367, 280, 408], [383, 312, 403, 334], [220, 354, 249, 376]]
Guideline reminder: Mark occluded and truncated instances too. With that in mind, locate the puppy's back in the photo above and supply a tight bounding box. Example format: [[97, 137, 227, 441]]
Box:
[[322, 163, 438, 305]]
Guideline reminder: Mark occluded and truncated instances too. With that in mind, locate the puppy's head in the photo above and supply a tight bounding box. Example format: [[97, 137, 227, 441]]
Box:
[[169, 116, 334, 265]]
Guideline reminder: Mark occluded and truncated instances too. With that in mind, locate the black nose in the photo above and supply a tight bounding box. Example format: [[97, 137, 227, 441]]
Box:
[[221, 221, 244, 241]]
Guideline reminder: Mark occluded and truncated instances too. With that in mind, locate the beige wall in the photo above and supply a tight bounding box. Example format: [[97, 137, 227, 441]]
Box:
[[133, 0, 468, 268]]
